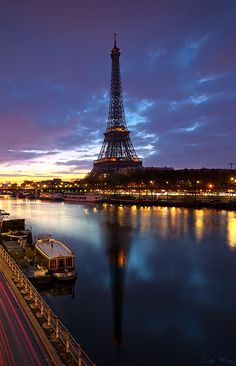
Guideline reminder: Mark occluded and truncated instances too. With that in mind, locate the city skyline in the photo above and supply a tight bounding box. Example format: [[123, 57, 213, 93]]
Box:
[[0, 0, 236, 182]]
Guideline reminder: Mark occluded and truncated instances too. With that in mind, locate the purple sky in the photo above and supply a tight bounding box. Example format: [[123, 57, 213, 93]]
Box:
[[0, 0, 236, 182]]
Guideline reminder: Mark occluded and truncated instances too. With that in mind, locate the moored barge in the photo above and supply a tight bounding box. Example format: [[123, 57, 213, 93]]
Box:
[[35, 234, 76, 281]]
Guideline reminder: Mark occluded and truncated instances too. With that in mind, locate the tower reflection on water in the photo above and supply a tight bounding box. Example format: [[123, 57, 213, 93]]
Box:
[[103, 208, 133, 347]]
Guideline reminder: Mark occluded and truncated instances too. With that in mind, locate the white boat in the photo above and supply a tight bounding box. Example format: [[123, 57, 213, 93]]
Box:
[[63, 192, 102, 203], [35, 234, 76, 281]]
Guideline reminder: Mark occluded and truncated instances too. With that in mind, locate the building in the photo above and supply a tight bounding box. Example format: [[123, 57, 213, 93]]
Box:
[[91, 35, 142, 175]]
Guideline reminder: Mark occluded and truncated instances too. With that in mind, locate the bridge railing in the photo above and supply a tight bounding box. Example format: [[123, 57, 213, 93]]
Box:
[[0, 245, 96, 366]]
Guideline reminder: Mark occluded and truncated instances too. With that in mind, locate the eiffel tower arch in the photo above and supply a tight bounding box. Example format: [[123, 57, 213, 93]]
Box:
[[91, 35, 142, 175]]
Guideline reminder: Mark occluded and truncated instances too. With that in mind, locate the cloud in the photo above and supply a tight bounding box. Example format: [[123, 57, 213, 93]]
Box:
[[189, 95, 209, 105], [198, 74, 224, 84], [148, 48, 167, 66], [175, 36, 209, 68], [0, 0, 236, 180], [173, 121, 202, 133]]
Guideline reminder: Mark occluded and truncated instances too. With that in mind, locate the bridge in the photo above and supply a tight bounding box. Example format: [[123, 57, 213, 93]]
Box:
[[0, 246, 96, 366]]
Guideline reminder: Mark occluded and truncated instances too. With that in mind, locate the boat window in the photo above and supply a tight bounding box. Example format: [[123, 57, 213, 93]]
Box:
[[66, 257, 72, 267], [58, 258, 64, 268], [50, 259, 57, 268]]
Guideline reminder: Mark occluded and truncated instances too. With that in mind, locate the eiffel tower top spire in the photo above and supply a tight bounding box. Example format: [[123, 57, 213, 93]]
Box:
[[90, 36, 142, 175], [112, 33, 119, 53], [107, 34, 126, 130]]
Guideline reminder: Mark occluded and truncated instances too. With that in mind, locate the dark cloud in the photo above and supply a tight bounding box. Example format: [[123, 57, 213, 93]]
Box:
[[0, 0, 235, 179]]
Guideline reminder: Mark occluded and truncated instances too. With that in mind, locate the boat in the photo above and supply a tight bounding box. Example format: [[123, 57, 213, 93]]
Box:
[[39, 192, 64, 201], [24, 192, 40, 199], [63, 192, 102, 203], [34, 234, 76, 281], [0, 213, 32, 246]]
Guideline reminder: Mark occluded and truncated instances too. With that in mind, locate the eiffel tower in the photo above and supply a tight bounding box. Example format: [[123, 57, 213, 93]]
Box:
[[91, 35, 142, 175]]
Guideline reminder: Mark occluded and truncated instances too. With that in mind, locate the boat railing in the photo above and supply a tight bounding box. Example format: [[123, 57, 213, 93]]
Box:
[[0, 245, 96, 366]]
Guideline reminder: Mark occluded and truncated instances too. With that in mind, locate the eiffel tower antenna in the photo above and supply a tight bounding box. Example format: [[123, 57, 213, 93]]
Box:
[[91, 36, 142, 175]]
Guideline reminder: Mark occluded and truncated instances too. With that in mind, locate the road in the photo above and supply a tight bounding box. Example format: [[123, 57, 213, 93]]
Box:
[[0, 271, 51, 366]]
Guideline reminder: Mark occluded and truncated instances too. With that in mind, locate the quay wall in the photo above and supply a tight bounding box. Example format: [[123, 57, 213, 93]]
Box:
[[104, 195, 236, 211], [0, 245, 96, 366]]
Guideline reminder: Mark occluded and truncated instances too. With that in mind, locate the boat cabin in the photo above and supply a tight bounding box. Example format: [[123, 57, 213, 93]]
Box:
[[35, 235, 76, 280]]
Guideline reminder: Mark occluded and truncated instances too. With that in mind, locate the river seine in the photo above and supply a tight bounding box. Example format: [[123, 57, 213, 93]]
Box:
[[1, 198, 236, 366]]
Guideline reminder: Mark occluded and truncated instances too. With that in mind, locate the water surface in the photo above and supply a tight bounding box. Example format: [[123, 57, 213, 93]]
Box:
[[1, 198, 236, 366]]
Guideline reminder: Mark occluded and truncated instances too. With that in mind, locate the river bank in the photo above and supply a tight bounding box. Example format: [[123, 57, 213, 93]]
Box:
[[104, 195, 236, 211]]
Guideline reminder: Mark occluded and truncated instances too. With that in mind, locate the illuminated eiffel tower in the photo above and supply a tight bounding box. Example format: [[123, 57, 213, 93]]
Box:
[[91, 34, 142, 175]]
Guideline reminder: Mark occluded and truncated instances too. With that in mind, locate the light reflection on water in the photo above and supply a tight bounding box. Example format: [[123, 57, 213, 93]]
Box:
[[227, 211, 236, 250], [1, 198, 236, 366]]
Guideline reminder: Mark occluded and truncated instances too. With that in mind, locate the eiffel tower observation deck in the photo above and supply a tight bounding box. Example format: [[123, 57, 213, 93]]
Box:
[[91, 35, 142, 175]]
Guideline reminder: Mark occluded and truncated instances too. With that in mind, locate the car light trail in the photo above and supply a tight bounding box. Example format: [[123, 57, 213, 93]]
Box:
[[0, 272, 51, 366]]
